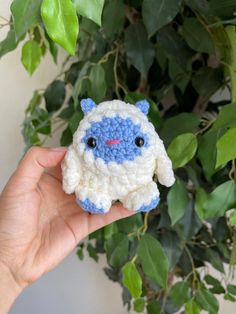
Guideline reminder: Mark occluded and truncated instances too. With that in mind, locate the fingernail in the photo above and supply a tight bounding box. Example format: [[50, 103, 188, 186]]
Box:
[[50, 147, 68, 152]]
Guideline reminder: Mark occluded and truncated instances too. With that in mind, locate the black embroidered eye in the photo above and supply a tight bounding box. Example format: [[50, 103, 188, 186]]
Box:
[[87, 137, 97, 148], [135, 137, 144, 147]]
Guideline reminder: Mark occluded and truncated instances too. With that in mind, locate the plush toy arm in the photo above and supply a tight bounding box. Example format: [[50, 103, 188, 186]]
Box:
[[61, 145, 81, 194], [155, 140, 175, 187]]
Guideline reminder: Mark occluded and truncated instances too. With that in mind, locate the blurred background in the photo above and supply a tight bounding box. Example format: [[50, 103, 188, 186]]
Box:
[[0, 1, 235, 313]]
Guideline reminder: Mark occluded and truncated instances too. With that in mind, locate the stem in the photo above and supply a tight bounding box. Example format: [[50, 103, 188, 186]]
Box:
[[195, 118, 216, 135], [160, 286, 171, 314], [131, 254, 138, 263], [114, 48, 121, 99], [97, 48, 117, 65], [141, 212, 149, 234], [184, 246, 198, 290], [225, 26, 236, 103]]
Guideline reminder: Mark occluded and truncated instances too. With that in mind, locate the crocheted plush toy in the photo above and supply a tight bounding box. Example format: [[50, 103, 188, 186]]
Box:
[[62, 98, 175, 214]]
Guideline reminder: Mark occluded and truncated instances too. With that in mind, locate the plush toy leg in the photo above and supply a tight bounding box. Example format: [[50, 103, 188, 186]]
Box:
[[75, 187, 111, 214], [122, 181, 160, 212]]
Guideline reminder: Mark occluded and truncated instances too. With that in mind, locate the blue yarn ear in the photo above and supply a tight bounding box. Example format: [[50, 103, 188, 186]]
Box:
[[135, 100, 150, 115], [81, 98, 97, 114]]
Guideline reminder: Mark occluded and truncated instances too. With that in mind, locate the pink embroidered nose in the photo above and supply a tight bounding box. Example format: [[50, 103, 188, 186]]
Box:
[[106, 139, 122, 146]]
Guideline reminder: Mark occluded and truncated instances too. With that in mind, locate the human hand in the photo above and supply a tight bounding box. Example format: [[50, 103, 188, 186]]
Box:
[[0, 147, 133, 313]]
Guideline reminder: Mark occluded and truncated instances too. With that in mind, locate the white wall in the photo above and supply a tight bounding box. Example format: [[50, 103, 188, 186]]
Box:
[[0, 2, 235, 314], [0, 2, 127, 314]]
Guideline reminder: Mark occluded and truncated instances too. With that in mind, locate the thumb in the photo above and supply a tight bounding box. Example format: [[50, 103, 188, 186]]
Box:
[[6, 147, 67, 192]]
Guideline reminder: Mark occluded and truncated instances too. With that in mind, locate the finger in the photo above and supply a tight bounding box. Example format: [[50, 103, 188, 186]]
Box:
[[8, 147, 67, 191], [87, 204, 135, 235], [45, 163, 63, 182]]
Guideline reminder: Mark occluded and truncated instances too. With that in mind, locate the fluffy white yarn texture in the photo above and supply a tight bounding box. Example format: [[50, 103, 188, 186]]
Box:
[[62, 99, 175, 214]]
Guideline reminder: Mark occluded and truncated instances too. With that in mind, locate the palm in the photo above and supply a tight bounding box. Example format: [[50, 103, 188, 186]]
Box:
[[0, 151, 132, 288]]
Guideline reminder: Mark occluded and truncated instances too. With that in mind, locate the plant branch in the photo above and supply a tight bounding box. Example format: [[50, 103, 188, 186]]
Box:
[[184, 246, 198, 290]]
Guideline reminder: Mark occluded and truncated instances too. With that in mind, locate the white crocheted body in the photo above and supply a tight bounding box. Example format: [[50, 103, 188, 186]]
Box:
[[74, 151, 156, 200], [62, 99, 175, 213]]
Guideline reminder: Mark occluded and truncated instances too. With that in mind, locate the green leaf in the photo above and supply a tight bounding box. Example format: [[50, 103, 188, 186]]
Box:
[[69, 111, 84, 133], [104, 222, 118, 240], [125, 23, 155, 78], [32, 108, 51, 135], [76, 243, 84, 260], [122, 262, 142, 298], [159, 231, 183, 269], [209, 0, 236, 19], [204, 181, 236, 218], [230, 211, 236, 225], [0, 25, 23, 58], [186, 0, 209, 15], [102, 0, 125, 38], [227, 284, 236, 295], [147, 300, 161, 314], [173, 200, 202, 240], [167, 179, 189, 225], [45, 32, 58, 63], [224, 293, 236, 302], [156, 45, 168, 73], [116, 213, 143, 234], [23, 122, 41, 147], [122, 286, 132, 309], [21, 40, 42, 75], [170, 282, 191, 306], [212, 103, 236, 131], [133, 298, 145, 313], [230, 234, 236, 265], [87, 243, 98, 262], [10, 0, 42, 40], [195, 286, 219, 313], [156, 26, 193, 71], [26, 91, 42, 114], [74, 0, 104, 26], [185, 300, 200, 314], [205, 249, 224, 273], [182, 18, 215, 54], [195, 188, 208, 219], [59, 105, 75, 120], [73, 61, 91, 105], [60, 126, 73, 146], [44, 80, 66, 112], [168, 59, 191, 93], [204, 275, 220, 287], [198, 129, 223, 178], [41, 0, 79, 55], [105, 233, 129, 268], [212, 217, 229, 242], [137, 234, 169, 288], [204, 275, 225, 294], [160, 113, 200, 145], [192, 67, 223, 97], [142, 0, 181, 37], [216, 128, 236, 167], [167, 133, 198, 168], [89, 64, 106, 102]]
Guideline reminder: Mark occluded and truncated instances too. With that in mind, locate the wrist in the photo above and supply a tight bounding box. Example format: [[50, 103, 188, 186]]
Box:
[[0, 262, 23, 314]]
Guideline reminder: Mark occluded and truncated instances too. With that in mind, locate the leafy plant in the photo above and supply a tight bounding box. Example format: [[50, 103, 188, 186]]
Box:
[[1, 0, 236, 313]]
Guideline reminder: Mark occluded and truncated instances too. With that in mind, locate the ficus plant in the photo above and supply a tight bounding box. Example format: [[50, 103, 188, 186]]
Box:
[[1, 0, 236, 313]]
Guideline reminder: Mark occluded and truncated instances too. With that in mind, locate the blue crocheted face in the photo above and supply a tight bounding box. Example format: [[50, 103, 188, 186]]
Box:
[[81, 116, 149, 164]]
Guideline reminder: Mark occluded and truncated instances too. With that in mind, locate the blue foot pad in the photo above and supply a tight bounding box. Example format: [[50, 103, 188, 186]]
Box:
[[76, 198, 106, 214], [136, 197, 160, 212]]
